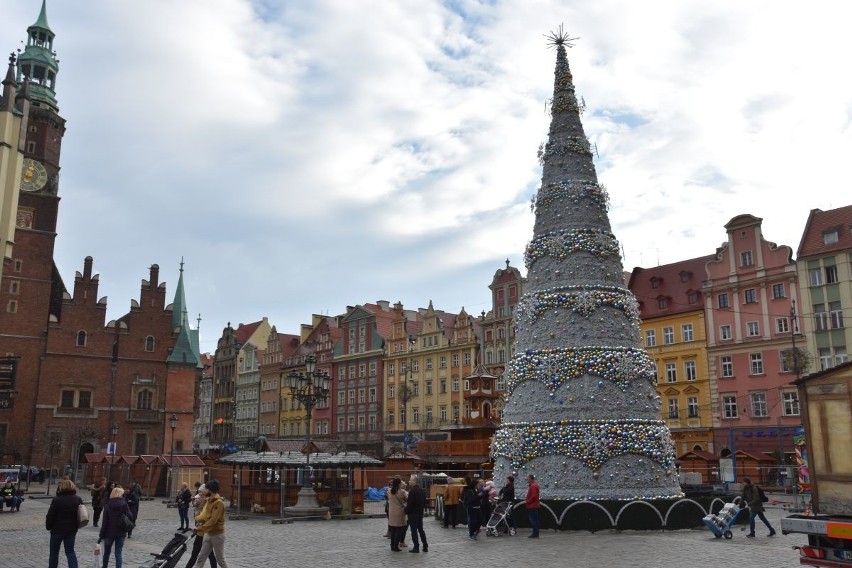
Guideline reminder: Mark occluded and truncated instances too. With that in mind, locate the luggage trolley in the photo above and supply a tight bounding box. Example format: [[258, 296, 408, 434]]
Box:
[[703, 502, 744, 540]]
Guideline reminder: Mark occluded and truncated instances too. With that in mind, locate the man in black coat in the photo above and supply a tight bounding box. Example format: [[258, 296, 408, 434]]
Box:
[[405, 475, 428, 553]]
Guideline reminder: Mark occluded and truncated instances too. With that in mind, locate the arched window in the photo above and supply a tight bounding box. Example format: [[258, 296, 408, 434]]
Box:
[[136, 389, 153, 410], [76, 330, 87, 347], [144, 336, 155, 352]]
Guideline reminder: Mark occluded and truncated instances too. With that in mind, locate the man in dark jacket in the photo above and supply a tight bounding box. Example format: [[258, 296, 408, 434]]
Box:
[[46, 479, 83, 568], [91, 477, 107, 527], [741, 477, 776, 538], [405, 475, 428, 553], [498, 476, 516, 532]]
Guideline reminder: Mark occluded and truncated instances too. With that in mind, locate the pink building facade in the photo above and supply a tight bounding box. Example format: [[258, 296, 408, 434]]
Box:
[[703, 214, 803, 460]]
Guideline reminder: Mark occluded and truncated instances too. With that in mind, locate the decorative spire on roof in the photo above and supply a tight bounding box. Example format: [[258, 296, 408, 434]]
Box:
[[16, 0, 60, 112]]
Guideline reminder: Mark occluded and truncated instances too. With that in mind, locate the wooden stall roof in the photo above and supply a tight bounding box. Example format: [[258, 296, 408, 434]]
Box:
[[163, 455, 206, 466], [216, 450, 383, 467], [676, 450, 719, 463], [83, 453, 106, 463]]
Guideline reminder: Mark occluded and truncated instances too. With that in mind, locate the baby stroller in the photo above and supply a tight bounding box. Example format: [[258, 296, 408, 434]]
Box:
[[485, 501, 516, 537], [139, 531, 192, 568]]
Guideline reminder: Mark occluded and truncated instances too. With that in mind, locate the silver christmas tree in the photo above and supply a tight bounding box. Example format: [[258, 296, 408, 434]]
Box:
[[492, 28, 682, 501]]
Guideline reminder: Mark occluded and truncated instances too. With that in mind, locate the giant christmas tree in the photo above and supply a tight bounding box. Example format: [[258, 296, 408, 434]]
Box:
[[491, 28, 682, 501]]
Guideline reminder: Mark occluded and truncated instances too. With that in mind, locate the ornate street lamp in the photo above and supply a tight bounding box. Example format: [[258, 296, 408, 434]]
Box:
[[282, 353, 330, 517], [169, 414, 178, 496], [400, 363, 415, 454]]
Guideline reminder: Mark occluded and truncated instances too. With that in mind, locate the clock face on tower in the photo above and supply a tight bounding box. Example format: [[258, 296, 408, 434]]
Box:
[[20, 158, 48, 192]]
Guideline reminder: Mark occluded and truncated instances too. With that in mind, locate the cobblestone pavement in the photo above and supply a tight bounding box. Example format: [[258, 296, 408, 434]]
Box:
[[1, 486, 804, 568]]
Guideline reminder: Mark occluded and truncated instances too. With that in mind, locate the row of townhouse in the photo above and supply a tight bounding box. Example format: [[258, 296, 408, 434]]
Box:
[[191, 207, 851, 464], [192, 262, 527, 459], [629, 207, 852, 463]]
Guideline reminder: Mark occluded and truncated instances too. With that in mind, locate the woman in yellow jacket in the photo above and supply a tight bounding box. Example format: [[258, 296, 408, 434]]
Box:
[[190, 480, 228, 568]]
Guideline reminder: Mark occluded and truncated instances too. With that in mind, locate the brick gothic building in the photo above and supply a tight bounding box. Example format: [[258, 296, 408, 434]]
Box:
[[0, 3, 200, 473]]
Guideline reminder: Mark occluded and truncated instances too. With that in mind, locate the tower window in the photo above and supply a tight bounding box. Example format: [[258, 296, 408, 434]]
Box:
[[145, 336, 155, 352], [76, 331, 87, 347]]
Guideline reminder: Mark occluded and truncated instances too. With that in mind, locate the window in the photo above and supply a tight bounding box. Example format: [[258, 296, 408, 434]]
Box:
[[835, 346, 848, 365], [369, 387, 376, 403], [463, 380, 469, 391], [750, 353, 764, 375], [348, 389, 355, 404], [681, 324, 694, 342], [830, 301, 844, 329], [723, 395, 738, 419], [8, 280, 19, 294], [369, 415, 377, 431], [718, 294, 729, 309], [819, 348, 832, 370], [814, 304, 828, 331], [499, 349, 506, 362], [452, 354, 459, 367], [667, 398, 679, 419], [439, 356, 446, 368], [452, 404, 460, 421], [687, 397, 699, 418], [426, 358, 433, 371], [687, 291, 698, 304], [357, 416, 365, 431], [145, 336, 155, 352], [134, 433, 148, 455], [387, 412, 394, 426], [60, 388, 92, 409], [464, 353, 471, 365], [826, 265, 839, 284], [426, 381, 433, 395], [440, 379, 447, 394], [772, 283, 785, 299], [388, 363, 395, 376], [823, 230, 839, 244], [347, 416, 355, 432], [744, 289, 757, 304], [809, 268, 823, 286], [358, 388, 365, 403], [665, 363, 677, 383], [750, 392, 768, 418], [746, 321, 760, 337], [741, 251, 753, 267], [651, 278, 660, 289], [658, 298, 669, 309], [337, 391, 345, 406], [136, 389, 153, 410], [440, 406, 447, 422], [663, 327, 674, 345], [76, 331, 87, 347], [426, 407, 433, 423], [645, 330, 656, 347], [452, 378, 460, 392], [684, 360, 697, 381], [783, 391, 800, 416], [720, 325, 732, 341], [776, 317, 789, 334], [721, 356, 733, 378], [412, 361, 419, 372]]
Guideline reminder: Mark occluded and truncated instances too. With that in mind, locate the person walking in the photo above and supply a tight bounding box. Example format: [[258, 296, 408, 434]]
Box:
[[498, 476, 516, 533], [405, 475, 428, 553], [462, 477, 482, 540], [185, 484, 217, 568], [525, 474, 540, 538], [177, 482, 193, 529], [98, 487, 132, 568], [443, 478, 461, 529], [741, 477, 776, 538], [191, 479, 229, 568], [46, 478, 83, 568], [123, 483, 139, 538], [386, 477, 408, 552], [90, 477, 107, 527]]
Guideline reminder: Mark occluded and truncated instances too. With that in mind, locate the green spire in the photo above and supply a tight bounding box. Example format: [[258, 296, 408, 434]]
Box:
[[16, 0, 59, 112], [171, 258, 187, 330], [167, 259, 201, 367]]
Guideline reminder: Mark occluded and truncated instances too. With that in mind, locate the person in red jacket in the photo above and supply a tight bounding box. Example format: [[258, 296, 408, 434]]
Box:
[[525, 474, 540, 538]]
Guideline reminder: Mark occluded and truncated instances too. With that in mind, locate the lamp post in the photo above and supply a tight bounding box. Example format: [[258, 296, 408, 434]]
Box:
[[169, 414, 177, 497], [282, 353, 330, 517], [400, 363, 415, 454], [106, 422, 118, 481]]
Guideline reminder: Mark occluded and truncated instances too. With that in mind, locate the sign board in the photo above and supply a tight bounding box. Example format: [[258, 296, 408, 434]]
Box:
[[0, 469, 19, 484], [0, 358, 16, 389], [106, 442, 117, 456], [719, 458, 735, 482]]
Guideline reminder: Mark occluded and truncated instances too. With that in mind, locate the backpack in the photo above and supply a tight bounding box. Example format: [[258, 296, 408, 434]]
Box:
[[757, 486, 768, 503]]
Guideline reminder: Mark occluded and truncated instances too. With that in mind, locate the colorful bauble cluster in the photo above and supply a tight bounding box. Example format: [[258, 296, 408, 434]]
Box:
[[492, 419, 678, 472], [538, 136, 592, 165], [552, 60, 574, 93], [533, 180, 609, 214], [525, 228, 619, 268], [550, 92, 581, 115], [505, 346, 656, 393], [516, 284, 641, 324]]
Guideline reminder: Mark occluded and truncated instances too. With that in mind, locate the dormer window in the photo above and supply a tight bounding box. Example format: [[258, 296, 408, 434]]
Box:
[[650, 277, 661, 289], [679, 271, 691, 283], [823, 230, 839, 245], [658, 297, 669, 309]]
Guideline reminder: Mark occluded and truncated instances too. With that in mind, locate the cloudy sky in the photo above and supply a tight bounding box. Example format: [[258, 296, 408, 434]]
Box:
[[3, 1, 850, 353]]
